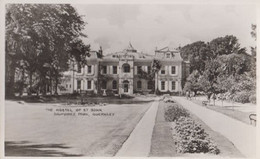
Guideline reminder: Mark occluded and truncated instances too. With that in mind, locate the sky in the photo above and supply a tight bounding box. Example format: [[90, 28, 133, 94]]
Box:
[[72, 3, 256, 55]]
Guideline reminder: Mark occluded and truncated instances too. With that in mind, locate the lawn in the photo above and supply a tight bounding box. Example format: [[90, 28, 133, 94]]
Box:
[[5, 100, 151, 157], [191, 99, 254, 125]]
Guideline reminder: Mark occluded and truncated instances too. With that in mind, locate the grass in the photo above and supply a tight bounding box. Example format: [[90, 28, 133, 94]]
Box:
[[5, 100, 151, 157], [149, 101, 178, 157], [7, 95, 153, 105], [191, 100, 253, 125]]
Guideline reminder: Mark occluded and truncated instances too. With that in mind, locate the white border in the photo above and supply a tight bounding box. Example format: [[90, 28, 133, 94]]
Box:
[[1, 1, 259, 159]]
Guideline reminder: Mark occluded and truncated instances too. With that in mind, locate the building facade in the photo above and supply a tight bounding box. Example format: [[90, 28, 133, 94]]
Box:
[[59, 45, 190, 96]]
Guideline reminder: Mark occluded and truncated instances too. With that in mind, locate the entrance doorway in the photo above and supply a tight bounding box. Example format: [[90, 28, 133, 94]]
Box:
[[123, 80, 129, 93]]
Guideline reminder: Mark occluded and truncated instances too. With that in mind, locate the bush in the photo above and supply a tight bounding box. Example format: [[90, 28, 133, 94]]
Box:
[[165, 104, 190, 122], [233, 91, 250, 103], [249, 94, 256, 104], [175, 117, 220, 154]]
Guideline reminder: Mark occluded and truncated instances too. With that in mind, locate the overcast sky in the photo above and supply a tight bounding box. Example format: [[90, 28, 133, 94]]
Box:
[[72, 4, 256, 55]]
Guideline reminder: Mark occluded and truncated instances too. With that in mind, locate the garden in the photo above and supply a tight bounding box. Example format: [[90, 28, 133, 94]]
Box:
[[155, 99, 243, 157]]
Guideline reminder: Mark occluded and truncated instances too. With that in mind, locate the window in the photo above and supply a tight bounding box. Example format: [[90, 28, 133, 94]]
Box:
[[103, 66, 107, 74], [148, 66, 151, 74], [88, 65, 92, 74], [137, 81, 142, 89], [172, 81, 176, 90], [113, 66, 117, 74], [161, 66, 165, 74], [77, 64, 82, 73], [77, 80, 81, 90], [87, 80, 91, 89], [101, 81, 107, 89], [112, 80, 117, 89], [123, 64, 130, 73], [161, 81, 165, 90], [166, 53, 171, 58], [137, 66, 142, 74], [171, 66, 176, 74], [148, 81, 153, 89]]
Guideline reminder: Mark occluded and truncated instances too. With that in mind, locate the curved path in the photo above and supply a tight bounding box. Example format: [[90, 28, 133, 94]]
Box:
[[173, 97, 256, 158], [115, 101, 159, 157]]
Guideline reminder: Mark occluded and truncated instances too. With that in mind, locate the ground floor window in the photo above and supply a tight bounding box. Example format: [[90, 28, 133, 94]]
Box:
[[112, 80, 117, 89], [172, 81, 176, 90], [123, 80, 129, 93], [137, 80, 142, 89], [161, 81, 165, 90], [101, 81, 107, 89], [77, 80, 81, 90], [147, 81, 153, 89], [87, 80, 91, 89]]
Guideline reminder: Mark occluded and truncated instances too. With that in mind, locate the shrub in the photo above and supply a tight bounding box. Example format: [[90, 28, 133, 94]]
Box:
[[232, 91, 250, 103], [249, 94, 256, 104], [165, 105, 190, 122], [175, 117, 220, 154]]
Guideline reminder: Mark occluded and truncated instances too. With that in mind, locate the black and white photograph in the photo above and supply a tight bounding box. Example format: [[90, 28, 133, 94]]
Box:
[[1, 0, 258, 158]]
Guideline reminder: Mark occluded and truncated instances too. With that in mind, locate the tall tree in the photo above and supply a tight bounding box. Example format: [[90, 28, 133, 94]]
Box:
[[5, 4, 87, 97], [208, 35, 246, 58], [180, 41, 210, 74]]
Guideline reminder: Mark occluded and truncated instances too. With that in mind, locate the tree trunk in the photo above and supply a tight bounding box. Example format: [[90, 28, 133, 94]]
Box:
[[28, 72, 33, 96], [54, 73, 58, 95], [19, 68, 25, 96], [154, 72, 158, 95], [5, 62, 16, 98]]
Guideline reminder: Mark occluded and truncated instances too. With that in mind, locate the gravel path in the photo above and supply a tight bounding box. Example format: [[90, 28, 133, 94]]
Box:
[[173, 97, 256, 158], [115, 101, 159, 157]]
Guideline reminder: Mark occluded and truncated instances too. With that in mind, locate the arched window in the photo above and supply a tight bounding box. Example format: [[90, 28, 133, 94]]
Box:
[[112, 80, 117, 89], [122, 63, 130, 73], [147, 81, 153, 90], [137, 80, 142, 89]]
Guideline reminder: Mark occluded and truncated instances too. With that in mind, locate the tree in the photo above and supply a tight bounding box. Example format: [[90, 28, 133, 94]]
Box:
[[180, 41, 210, 74], [208, 35, 246, 59], [5, 4, 87, 97], [183, 70, 202, 96], [151, 59, 161, 94]]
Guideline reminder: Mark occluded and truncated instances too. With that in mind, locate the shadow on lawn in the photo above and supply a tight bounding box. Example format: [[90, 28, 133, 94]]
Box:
[[5, 141, 83, 157]]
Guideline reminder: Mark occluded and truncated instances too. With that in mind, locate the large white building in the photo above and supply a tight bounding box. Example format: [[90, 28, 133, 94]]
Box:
[[59, 45, 190, 95]]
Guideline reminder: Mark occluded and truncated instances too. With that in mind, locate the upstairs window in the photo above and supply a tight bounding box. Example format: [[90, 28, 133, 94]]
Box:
[[113, 66, 117, 74], [166, 53, 171, 58], [88, 65, 92, 74], [103, 66, 107, 74], [147, 66, 151, 74], [137, 66, 142, 74], [77, 64, 82, 73], [123, 64, 130, 73], [161, 66, 165, 74], [171, 66, 176, 74], [161, 81, 165, 90]]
